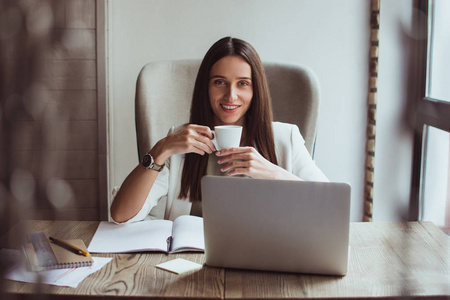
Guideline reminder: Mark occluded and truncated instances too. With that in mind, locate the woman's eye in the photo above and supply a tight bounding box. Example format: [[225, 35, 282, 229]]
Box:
[[215, 79, 225, 85], [239, 81, 250, 86]]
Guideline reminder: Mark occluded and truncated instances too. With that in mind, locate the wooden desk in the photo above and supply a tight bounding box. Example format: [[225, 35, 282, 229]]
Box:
[[3, 221, 450, 299]]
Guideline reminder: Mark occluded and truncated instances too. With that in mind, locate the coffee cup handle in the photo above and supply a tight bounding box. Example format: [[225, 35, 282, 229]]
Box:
[[210, 130, 219, 150]]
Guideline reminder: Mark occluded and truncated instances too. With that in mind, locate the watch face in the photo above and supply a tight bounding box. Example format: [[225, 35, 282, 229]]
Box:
[[142, 154, 152, 168]]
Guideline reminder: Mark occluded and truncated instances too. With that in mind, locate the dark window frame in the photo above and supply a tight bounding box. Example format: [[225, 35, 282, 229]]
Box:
[[410, 0, 450, 220]]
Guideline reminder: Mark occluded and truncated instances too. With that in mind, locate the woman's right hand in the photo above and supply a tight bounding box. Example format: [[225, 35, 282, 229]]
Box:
[[111, 124, 215, 223], [151, 124, 216, 165]]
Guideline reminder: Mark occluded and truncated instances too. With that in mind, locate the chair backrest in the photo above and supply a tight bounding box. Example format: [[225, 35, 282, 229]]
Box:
[[135, 59, 320, 161]]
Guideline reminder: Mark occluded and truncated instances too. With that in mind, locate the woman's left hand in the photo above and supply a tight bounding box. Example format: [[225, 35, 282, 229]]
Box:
[[216, 147, 300, 180]]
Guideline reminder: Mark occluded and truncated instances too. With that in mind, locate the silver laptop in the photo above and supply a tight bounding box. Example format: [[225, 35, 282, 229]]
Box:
[[201, 176, 351, 276]]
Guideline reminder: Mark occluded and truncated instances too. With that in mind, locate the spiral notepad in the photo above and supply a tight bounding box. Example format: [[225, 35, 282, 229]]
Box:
[[24, 238, 93, 271]]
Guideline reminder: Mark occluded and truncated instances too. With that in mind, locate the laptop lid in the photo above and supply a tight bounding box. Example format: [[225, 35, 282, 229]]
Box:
[[201, 176, 351, 275]]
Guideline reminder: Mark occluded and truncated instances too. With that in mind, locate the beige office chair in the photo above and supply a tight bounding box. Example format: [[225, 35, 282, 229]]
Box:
[[135, 59, 320, 161], [135, 59, 320, 219]]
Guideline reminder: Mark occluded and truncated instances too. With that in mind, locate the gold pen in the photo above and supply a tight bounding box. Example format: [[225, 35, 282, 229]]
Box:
[[49, 236, 90, 257]]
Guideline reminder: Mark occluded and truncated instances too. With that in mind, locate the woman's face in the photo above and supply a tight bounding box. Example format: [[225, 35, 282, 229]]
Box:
[[209, 55, 253, 126]]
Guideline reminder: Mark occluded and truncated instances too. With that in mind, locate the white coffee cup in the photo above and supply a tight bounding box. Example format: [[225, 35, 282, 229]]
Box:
[[212, 125, 243, 150]]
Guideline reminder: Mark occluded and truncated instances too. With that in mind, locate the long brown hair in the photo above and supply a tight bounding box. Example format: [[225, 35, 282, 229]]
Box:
[[179, 37, 278, 202]]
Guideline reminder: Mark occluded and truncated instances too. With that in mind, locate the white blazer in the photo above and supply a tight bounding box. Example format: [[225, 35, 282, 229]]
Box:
[[119, 122, 328, 222]]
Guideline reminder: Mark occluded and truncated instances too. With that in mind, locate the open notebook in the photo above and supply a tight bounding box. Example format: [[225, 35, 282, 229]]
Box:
[[88, 215, 204, 254]]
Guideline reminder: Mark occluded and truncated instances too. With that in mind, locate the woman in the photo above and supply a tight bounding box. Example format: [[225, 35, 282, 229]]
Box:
[[110, 37, 328, 223]]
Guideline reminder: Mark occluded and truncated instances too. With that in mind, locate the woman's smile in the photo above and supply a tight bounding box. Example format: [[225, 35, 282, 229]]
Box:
[[221, 104, 241, 112]]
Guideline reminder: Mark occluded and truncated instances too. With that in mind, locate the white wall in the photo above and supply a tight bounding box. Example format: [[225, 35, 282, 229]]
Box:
[[107, 0, 414, 222], [373, 0, 416, 221]]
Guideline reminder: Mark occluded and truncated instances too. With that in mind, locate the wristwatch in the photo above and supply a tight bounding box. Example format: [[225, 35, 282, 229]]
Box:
[[142, 152, 165, 172]]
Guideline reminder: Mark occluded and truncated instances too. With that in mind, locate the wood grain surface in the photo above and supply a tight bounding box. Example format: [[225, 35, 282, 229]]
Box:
[[3, 221, 449, 299], [4, 220, 224, 299], [225, 222, 450, 299]]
